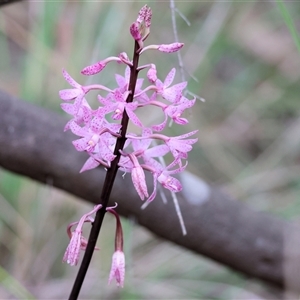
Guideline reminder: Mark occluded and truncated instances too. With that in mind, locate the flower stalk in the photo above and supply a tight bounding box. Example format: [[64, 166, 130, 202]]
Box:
[[68, 41, 140, 300], [59, 5, 197, 299]]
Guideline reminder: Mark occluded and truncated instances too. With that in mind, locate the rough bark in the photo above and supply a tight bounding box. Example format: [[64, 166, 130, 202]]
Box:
[[0, 0, 23, 7], [1, 90, 300, 293]]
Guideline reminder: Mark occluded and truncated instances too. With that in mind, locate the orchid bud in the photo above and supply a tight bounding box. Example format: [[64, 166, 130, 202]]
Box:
[[147, 64, 157, 83], [139, 43, 184, 54], [130, 5, 152, 49]]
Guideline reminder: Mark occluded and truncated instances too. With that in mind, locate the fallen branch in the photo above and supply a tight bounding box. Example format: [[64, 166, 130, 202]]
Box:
[[0, 0, 23, 7], [1, 90, 300, 292]]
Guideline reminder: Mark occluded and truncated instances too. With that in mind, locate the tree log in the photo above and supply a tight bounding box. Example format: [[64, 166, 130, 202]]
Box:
[[1, 90, 300, 293], [0, 0, 23, 7]]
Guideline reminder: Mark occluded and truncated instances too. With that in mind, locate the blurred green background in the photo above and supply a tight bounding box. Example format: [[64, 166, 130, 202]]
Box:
[[0, 0, 300, 299]]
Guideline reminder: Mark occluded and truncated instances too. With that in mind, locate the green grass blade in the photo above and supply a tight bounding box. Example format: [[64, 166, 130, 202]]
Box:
[[276, 0, 300, 54], [0, 266, 36, 299]]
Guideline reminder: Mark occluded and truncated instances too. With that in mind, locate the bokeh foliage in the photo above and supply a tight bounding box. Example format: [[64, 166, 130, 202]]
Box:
[[0, 1, 299, 298]]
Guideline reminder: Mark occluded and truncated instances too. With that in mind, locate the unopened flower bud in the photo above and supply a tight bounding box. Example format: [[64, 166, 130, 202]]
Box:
[[140, 43, 184, 55], [118, 52, 132, 66], [81, 57, 122, 75], [158, 43, 184, 53], [81, 62, 106, 75], [147, 64, 157, 83], [130, 5, 152, 49]]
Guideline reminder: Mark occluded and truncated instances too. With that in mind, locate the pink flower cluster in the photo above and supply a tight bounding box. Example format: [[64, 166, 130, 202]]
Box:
[[59, 5, 197, 204], [61, 5, 197, 289]]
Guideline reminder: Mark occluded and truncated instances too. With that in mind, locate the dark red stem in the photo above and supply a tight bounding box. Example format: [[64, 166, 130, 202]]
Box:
[[107, 208, 123, 251], [68, 41, 140, 300]]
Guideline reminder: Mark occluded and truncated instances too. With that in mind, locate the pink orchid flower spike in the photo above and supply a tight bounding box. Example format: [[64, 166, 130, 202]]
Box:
[[60, 5, 198, 294]]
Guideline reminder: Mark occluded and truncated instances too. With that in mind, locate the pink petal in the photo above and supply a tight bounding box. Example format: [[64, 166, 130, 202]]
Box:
[[69, 122, 86, 137], [108, 251, 125, 287], [131, 166, 148, 200], [99, 141, 116, 162], [155, 79, 164, 91], [163, 82, 187, 102], [136, 78, 144, 90], [59, 89, 81, 101], [63, 230, 81, 266], [146, 174, 158, 203], [126, 107, 143, 128], [82, 105, 93, 124], [114, 90, 124, 102], [146, 144, 169, 158], [169, 140, 193, 153], [163, 68, 176, 88], [90, 117, 103, 133], [184, 138, 198, 145], [64, 120, 72, 132], [98, 104, 117, 118], [180, 98, 196, 108], [80, 157, 100, 173], [62, 69, 80, 88], [158, 174, 182, 192], [115, 74, 126, 89], [144, 157, 163, 172], [151, 114, 168, 132], [72, 138, 89, 151], [60, 103, 76, 115], [124, 66, 130, 82], [106, 123, 122, 133], [173, 117, 188, 125], [174, 130, 198, 139], [167, 162, 188, 175]]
